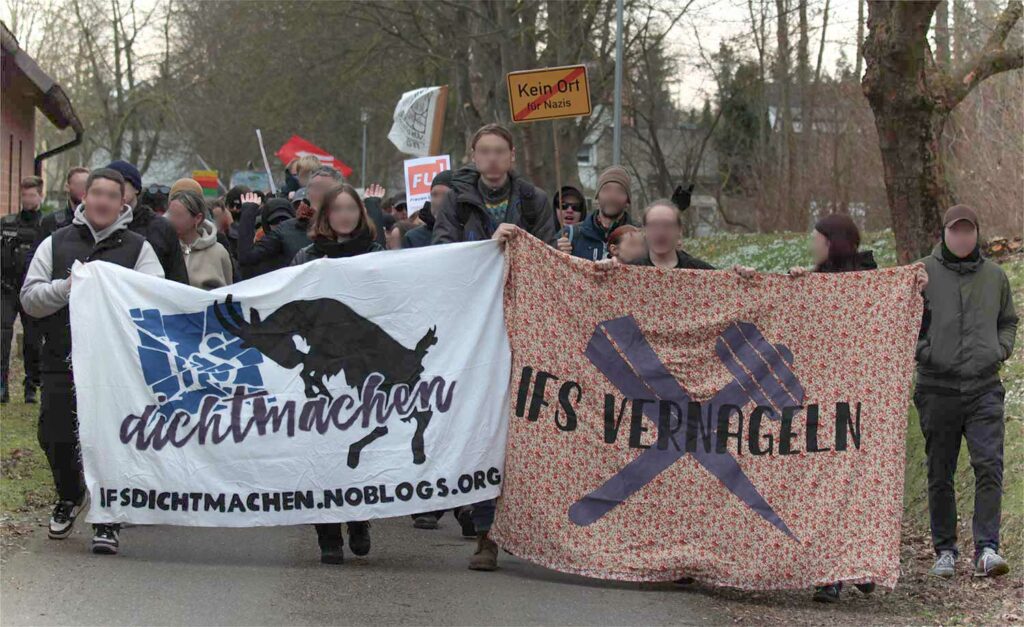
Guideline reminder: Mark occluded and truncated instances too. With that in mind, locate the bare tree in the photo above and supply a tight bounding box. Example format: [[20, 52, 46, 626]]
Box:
[[862, 0, 1023, 262]]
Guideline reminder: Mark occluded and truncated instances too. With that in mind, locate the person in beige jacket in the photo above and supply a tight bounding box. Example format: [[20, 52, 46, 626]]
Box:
[[165, 190, 233, 290]]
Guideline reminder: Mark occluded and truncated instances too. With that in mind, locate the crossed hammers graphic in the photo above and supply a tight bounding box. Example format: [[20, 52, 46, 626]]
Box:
[[567, 316, 804, 540]]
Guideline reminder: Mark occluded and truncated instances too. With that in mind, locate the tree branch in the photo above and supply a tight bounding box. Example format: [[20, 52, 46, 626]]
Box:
[[946, 0, 1023, 108]]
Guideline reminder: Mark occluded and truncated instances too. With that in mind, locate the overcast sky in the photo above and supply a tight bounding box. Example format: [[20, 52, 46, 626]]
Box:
[[2, 0, 862, 113], [666, 0, 862, 109]]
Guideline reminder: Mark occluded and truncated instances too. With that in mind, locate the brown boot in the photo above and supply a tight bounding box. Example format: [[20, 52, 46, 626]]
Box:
[[468, 531, 498, 571]]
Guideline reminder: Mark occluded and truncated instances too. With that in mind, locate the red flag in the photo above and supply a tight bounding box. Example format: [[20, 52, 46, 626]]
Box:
[[275, 135, 353, 178]]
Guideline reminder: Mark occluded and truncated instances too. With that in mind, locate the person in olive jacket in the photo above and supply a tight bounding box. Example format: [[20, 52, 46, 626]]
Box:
[[914, 204, 1017, 581]]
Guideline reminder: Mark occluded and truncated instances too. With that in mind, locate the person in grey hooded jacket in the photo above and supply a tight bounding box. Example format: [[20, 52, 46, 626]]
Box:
[[165, 190, 234, 290], [21, 168, 163, 557]]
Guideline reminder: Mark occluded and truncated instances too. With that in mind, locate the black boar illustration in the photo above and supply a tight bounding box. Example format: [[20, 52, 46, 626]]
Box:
[[213, 295, 438, 401]]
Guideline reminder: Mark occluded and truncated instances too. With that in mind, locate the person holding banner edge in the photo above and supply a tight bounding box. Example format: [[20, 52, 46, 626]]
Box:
[[21, 168, 166, 555], [430, 123, 553, 570]]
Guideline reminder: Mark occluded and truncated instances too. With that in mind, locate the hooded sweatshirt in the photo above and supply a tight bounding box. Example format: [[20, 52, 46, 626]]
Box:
[[181, 220, 234, 290], [21, 204, 164, 318]]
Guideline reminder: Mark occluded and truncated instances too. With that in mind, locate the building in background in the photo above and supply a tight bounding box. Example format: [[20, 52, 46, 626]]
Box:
[[1, 21, 82, 214]]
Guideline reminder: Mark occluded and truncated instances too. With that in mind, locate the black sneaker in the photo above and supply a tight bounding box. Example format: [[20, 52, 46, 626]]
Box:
[[24, 385, 37, 404], [854, 582, 875, 594], [413, 513, 439, 530], [320, 544, 344, 565], [813, 583, 842, 603], [48, 493, 88, 539], [347, 521, 371, 556], [456, 507, 476, 538], [91, 524, 120, 555]]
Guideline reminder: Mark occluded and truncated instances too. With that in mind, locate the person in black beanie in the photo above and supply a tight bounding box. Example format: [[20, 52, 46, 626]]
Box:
[[106, 160, 189, 284], [403, 170, 451, 249]]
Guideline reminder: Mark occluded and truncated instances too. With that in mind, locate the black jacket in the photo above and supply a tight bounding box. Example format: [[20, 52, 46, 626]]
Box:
[[632, 249, 715, 270], [237, 201, 310, 278], [128, 204, 189, 284], [815, 250, 878, 273], [432, 165, 554, 245], [402, 223, 433, 248], [1, 209, 43, 292], [291, 231, 384, 265], [37, 202, 75, 243]]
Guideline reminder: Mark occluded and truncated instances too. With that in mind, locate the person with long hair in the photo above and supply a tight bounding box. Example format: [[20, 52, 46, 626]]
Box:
[[289, 184, 380, 564], [734, 212, 927, 602], [165, 191, 233, 290], [291, 184, 383, 265]]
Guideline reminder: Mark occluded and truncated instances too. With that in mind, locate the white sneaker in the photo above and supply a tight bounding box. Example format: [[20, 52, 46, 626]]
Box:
[[974, 548, 1009, 578], [48, 492, 89, 539]]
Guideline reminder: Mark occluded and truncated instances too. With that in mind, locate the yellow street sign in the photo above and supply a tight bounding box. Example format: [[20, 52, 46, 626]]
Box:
[[507, 65, 592, 123]]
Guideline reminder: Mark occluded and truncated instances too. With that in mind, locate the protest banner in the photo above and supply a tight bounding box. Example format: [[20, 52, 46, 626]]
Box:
[[490, 234, 923, 590], [387, 86, 448, 157], [403, 154, 451, 213], [71, 242, 510, 527], [275, 135, 354, 179]]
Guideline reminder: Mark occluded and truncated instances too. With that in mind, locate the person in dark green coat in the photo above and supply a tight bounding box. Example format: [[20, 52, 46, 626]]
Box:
[[915, 204, 1018, 580]]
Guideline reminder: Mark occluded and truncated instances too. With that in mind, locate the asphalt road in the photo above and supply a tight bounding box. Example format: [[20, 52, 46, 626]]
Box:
[[0, 516, 721, 626]]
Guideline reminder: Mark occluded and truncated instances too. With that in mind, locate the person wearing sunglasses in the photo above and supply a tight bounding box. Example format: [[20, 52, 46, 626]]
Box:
[[139, 184, 170, 217], [557, 166, 636, 261], [552, 184, 586, 229]]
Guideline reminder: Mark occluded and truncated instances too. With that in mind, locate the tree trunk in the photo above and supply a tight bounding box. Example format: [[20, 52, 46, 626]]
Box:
[[872, 107, 949, 262], [863, 0, 1022, 262]]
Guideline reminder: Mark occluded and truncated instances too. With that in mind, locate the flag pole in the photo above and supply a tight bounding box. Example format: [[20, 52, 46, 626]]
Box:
[[255, 129, 278, 195]]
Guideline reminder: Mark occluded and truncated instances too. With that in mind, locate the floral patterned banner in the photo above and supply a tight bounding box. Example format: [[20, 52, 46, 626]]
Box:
[[491, 234, 923, 590]]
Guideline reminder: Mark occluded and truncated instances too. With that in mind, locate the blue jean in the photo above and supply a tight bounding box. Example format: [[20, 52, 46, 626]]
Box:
[[470, 499, 495, 532]]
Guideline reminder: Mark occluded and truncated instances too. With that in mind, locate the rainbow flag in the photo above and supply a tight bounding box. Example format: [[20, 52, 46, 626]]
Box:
[[192, 170, 220, 198]]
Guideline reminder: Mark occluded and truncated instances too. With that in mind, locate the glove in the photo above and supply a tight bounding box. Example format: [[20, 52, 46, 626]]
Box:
[[671, 184, 695, 211]]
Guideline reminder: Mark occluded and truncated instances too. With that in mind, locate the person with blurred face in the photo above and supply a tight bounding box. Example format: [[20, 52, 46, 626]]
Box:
[[39, 167, 90, 241], [21, 168, 164, 557], [289, 184, 381, 566], [632, 200, 713, 270], [236, 168, 345, 277], [1, 176, 46, 405], [106, 160, 189, 284], [558, 167, 634, 260], [165, 190, 233, 290], [914, 205, 1017, 581], [433, 124, 553, 248], [403, 171, 452, 249], [430, 124, 553, 571], [607, 225, 645, 264]]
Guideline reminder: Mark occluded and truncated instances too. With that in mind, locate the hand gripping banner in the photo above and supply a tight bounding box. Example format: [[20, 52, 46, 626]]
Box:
[[71, 242, 510, 526], [491, 234, 923, 590]]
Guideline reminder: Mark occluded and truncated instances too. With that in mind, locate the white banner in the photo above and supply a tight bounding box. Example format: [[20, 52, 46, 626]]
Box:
[[387, 86, 444, 157], [71, 242, 511, 527]]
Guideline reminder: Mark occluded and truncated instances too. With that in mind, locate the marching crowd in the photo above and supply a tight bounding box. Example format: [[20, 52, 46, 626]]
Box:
[[0, 122, 1016, 601]]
